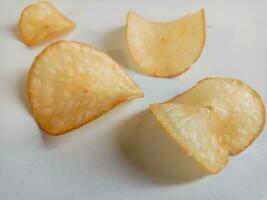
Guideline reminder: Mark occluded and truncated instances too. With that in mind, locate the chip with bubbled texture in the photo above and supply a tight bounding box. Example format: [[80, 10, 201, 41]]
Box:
[[150, 103, 229, 173], [126, 9, 205, 77], [28, 40, 143, 135], [150, 78, 265, 173], [19, 1, 75, 47]]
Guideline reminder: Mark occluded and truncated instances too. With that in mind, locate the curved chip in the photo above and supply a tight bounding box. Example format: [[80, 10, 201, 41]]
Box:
[[150, 103, 229, 174], [126, 10, 205, 77], [169, 78, 265, 155], [19, 1, 75, 47], [28, 41, 143, 135], [150, 78, 265, 173]]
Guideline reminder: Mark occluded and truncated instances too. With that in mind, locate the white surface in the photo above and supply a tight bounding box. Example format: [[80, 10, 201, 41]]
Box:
[[1, 0, 267, 199]]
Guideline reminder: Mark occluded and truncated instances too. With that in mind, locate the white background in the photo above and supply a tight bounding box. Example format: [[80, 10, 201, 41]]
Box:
[[0, 0, 267, 199]]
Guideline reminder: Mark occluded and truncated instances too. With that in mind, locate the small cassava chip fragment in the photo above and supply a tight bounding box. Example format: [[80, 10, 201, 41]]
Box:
[[28, 40, 143, 135], [126, 9, 205, 77], [19, 1, 75, 46]]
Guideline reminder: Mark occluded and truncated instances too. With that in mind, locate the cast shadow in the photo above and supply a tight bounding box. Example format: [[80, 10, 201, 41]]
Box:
[[102, 26, 142, 74], [40, 130, 79, 149], [117, 109, 207, 185], [17, 70, 31, 114], [8, 23, 20, 40], [39, 100, 138, 149]]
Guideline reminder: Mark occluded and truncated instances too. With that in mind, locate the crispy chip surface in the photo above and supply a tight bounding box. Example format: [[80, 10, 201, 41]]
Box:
[[28, 41, 143, 135], [126, 10, 205, 77], [150, 103, 229, 173], [169, 78, 265, 155], [19, 1, 75, 46], [150, 78, 265, 173]]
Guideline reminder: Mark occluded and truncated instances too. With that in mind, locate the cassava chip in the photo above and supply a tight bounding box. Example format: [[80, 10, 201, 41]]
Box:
[[28, 40, 143, 135], [126, 10, 205, 77], [150, 78, 265, 173], [150, 103, 229, 173], [169, 78, 265, 155], [19, 1, 75, 46]]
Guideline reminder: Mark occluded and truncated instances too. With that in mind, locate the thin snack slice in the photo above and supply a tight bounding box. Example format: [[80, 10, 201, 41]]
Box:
[[28, 40, 143, 135], [150, 103, 229, 173], [126, 9, 205, 77], [169, 78, 265, 155], [19, 1, 75, 46]]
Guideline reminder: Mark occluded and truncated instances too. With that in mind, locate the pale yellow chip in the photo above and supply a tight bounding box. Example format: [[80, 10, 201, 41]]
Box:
[[126, 10, 205, 77], [150, 103, 229, 173], [169, 78, 265, 155], [150, 78, 265, 173], [19, 1, 75, 47], [28, 41, 143, 135]]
